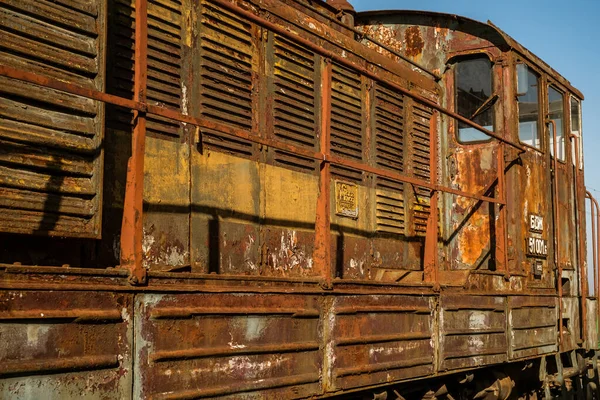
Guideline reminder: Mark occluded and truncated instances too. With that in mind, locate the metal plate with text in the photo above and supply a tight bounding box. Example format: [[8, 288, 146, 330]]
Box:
[[335, 181, 359, 219]]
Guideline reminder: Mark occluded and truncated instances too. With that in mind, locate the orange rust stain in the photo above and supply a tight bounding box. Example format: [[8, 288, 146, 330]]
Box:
[[458, 212, 490, 266], [404, 26, 424, 58]]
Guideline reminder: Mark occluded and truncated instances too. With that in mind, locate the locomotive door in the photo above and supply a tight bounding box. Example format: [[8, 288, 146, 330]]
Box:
[[445, 55, 501, 271], [508, 64, 554, 288]]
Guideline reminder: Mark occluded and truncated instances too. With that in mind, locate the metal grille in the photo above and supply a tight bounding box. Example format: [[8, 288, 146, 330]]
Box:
[[199, 0, 255, 157], [272, 34, 318, 172], [330, 63, 363, 181], [107, 0, 184, 139], [373, 83, 406, 234], [0, 0, 105, 237]]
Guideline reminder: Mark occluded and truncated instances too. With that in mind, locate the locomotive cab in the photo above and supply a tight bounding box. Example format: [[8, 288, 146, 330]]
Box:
[[358, 10, 592, 351]]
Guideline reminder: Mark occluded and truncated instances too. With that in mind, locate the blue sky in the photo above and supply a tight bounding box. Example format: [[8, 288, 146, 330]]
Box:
[[348, 0, 600, 283]]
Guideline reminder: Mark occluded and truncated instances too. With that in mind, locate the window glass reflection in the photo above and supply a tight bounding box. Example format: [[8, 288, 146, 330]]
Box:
[[548, 86, 565, 161], [518, 67, 540, 149]]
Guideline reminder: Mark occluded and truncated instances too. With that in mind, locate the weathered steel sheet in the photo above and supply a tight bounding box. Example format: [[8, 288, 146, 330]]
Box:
[[439, 295, 507, 371], [0, 0, 107, 238], [560, 296, 581, 351], [134, 292, 323, 399], [585, 299, 598, 350], [507, 150, 553, 284], [0, 290, 133, 399], [508, 296, 557, 360], [330, 295, 435, 390]]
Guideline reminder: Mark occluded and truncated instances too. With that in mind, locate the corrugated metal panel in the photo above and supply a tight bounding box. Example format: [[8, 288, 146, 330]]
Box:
[[134, 293, 322, 399], [330, 63, 363, 182], [508, 296, 557, 359], [331, 295, 434, 390], [106, 0, 184, 140], [439, 295, 507, 371], [0, 0, 106, 238], [0, 290, 133, 399], [272, 34, 318, 173], [199, 0, 256, 157]]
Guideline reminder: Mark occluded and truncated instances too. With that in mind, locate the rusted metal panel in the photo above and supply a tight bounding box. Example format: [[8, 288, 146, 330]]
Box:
[[439, 295, 507, 371], [585, 299, 598, 350], [190, 151, 260, 274], [134, 292, 323, 399], [509, 150, 553, 284], [560, 296, 581, 351], [508, 296, 557, 360], [0, 290, 132, 399], [330, 295, 435, 390], [0, 0, 106, 238]]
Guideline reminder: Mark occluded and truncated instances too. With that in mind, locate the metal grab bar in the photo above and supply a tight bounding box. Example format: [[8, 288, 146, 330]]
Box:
[[548, 119, 563, 347], [586, 192, 600, 325]]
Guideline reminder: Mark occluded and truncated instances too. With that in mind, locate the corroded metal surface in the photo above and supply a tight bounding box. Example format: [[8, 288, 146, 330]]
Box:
[[0, 0, 597, 398], [0, 290, 132, 399], [135, 293, 323, 399], [439, 295, 507, 371]]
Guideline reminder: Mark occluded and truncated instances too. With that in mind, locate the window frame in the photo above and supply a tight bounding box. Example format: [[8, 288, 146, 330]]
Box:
[[516, 62, 543, 153], [453, 54, 495, 145], [570, 95, 583, 170], [547, 83, 567, 164]]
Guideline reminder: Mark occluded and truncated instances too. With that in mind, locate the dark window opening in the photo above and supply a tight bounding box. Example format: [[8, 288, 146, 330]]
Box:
[[455, 56, 494, 143]]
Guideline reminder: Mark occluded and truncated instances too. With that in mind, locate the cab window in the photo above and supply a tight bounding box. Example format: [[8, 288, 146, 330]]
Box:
[[517, 65, 541, 149], [455, 56, 494, 143], [548, 86, 565, 161]]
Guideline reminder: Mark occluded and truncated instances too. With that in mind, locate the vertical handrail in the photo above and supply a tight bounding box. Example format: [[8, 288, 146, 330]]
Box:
[[496, 143, 509, 278], [424, 112, 439, 289], [571, 134, 587, 342], [314, 59, 332, 288], [548, 119, 563, 347], [596, 196, 600, 324], [587, 192, 597, 296], [587, 192, 600, 324], [120, 0, 148, 285]]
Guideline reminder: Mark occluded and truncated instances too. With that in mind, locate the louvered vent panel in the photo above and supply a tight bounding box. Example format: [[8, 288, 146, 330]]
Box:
[[330, 63, 363, 181], [410, 102, 433, 236], [0, 0, 106, 238], [106, 0, 184, 139], [374, 83, 404, 173], [198, 0, 255, 157], [272, 35, 317, 172], [374, 83, 405, 234], [376, 178, 405, 234]]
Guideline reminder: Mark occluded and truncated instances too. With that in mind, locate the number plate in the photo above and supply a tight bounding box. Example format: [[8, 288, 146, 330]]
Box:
[[526, 237, 548, 257]]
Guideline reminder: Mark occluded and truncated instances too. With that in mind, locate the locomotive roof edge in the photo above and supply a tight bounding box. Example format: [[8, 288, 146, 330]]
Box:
[[356, 9, 584, 100]]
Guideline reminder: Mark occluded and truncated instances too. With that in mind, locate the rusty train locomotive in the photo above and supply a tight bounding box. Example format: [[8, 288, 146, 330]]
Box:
[[0, 0, 599, 398]]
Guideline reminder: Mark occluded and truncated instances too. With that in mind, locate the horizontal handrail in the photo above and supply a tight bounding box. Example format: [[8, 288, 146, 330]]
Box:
[[0, 64, 503, 205]]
